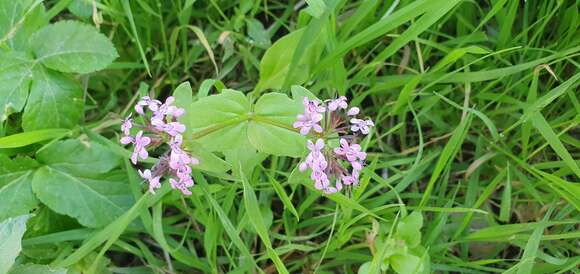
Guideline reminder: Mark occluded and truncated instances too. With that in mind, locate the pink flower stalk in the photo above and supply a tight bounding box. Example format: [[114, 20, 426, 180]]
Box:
[[295, 96, 373, 194], [121, 95, 199, 196]]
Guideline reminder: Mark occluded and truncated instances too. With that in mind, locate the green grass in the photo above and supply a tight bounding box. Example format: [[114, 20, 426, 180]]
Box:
[[4, 0, 580, 273]]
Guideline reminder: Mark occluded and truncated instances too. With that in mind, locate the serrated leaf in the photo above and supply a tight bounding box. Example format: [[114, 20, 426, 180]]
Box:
[[37, 139, 120, 176], [30, 21, 118, 74], [0, 50, 33, 121], [22, 67, 83, 131], [32, 167, 133, 228], [0, 155, 39, 222], [0, 215, 30, 274]]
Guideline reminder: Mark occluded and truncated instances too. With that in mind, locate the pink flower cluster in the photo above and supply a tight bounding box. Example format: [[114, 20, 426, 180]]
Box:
[[294, 96, 373, 194], [120, 96, 199, 195]]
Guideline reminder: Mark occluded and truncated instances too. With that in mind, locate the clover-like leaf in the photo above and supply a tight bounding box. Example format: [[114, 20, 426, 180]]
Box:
[[22, 67, 83, 131], [30, 20, 118, 74]]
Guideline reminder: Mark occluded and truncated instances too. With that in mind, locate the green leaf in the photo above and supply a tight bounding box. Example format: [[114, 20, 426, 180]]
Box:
[[37, 139, 120, 177], [0, 172, 37, 222], [396, 212, 423, 248], [390, 253, 422, 274], [8, 264, 67, 274], [0, 156, 39, 222], [246, 18, 271, 49], [22, 67, 83, 131], [529, 112, 580, 177], [304, 0, 327, 18], [249, 93, 305, 157], [31, 139, 129, 228], [0, 215, 30, 274], [0, 50, 33, 121], [68, 0, 94, 18], [30, 21, 118, 74], [0, 0, 46, 49], [32, 167, 133, 228], [290, 85, 317, 101], [0, 129, 69, 149], [187, 141, 232, 174], [256, 28, 322, 92], [187, 89, 250, 151]]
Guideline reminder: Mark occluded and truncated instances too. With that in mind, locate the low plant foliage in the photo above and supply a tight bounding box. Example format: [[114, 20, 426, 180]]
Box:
[[0, 0, 578, 273]]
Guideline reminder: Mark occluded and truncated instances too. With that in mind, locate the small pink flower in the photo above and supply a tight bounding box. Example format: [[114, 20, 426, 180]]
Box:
[[350, 118, 374, 135], [347, 107, 360, 116], [139, 169, 161, 193], [131, 131, 151, 164], [120, 136, 133, 145], [328, 96, 348, 111], [162, 122, 186, 136], [135, 96, 161, 115], [303, 97, 325, 114], [121, 114, 133, 135], [334, 139, 367, 162], [169, 178, 193, 195], [293, 113, 323, 135]]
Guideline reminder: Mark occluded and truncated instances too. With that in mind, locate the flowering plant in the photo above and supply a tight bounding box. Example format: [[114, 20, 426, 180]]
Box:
[[294, 96, 374, 194], [120, 96, 199, 195]]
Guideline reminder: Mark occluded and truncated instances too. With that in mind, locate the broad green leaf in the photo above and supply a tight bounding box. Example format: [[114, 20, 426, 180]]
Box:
[[224, 141, 267, 177], [0, 129, 69, 149], [22, 67, 83, 131], [30, 21, 118, 74], [390, 253, 422, 274], [396, 212, 423, 248], [0, 156, 39, 222], [187, 141, 232, 174], [247, 122, 305, 157], [0, 50, 33, 121], [8, 264, 67, 274], [0, 215, 30, 274], [256, 28, 323, 92], [37, 139, 120, 176], [68, 0, 93, 18], [32, 167, 133, 228], [187, 89, 250, 151], [249, 93, 305, 157], [290, 85, 317, 101], [0, 0, 46, 49]]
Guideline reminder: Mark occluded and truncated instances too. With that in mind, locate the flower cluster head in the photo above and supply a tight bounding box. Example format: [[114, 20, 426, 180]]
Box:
[[294, 96, 373, 194], [120, 96, 199, 195]]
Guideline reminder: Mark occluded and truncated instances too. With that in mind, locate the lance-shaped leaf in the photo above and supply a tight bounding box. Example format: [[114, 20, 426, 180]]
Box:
[[22, 67, 83, 131], [30, 20, 118, 74]]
